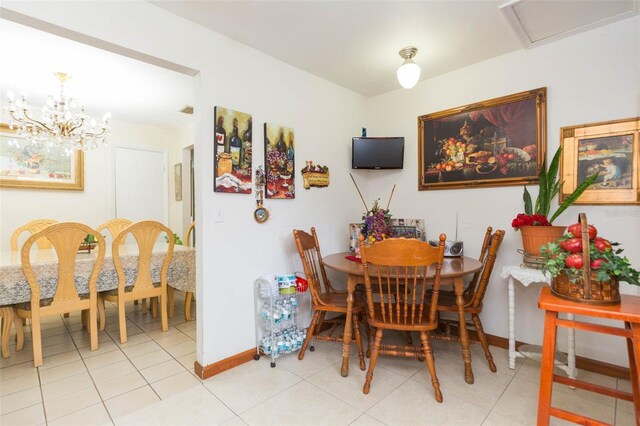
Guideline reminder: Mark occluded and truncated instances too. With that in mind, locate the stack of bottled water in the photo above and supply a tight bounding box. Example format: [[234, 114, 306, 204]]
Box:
[[259, 326, 306, 357], [259, 295, 298, 324]]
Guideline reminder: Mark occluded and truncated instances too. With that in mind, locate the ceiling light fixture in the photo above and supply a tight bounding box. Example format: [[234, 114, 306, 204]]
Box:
[[396, 46, 421, 89], [6, 72, 111, 154]]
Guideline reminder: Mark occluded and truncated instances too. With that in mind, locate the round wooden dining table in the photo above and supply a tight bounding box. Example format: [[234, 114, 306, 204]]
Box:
[[322, 252, 483, 383]]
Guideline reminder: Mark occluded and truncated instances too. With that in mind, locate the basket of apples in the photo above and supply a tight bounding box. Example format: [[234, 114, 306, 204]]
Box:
[[541, 213, 639, 305]]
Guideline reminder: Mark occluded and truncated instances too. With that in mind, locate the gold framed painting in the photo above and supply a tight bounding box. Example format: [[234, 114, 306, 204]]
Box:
[[560, 117, 639, 205], [0, 123, 84, 190], [418, 87, 546, 190]]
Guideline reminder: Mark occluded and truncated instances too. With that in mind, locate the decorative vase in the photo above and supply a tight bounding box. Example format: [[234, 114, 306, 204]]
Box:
[[519, 225, 566, 257]]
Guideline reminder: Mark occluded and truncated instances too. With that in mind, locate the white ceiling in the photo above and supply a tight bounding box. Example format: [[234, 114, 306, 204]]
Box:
[[1, 1, 635, 129], [150, 0, 637, 97], [0, 19, 195, 129]]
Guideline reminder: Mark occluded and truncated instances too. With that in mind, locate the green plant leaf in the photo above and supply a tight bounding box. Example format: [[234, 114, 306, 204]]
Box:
[[523, 186, 532, 215], [549, 173, 598, 223], [537, 161, 548, 215]]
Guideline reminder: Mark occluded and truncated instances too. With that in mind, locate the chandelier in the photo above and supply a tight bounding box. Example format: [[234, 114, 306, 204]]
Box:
[[7, 72, 111, 154]]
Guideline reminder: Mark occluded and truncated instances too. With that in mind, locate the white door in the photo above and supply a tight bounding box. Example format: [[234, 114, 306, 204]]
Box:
[[115, 147, 167, 223]]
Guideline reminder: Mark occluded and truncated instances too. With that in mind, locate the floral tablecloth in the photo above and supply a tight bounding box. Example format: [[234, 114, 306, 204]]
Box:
[[0, 244, 195, 306]]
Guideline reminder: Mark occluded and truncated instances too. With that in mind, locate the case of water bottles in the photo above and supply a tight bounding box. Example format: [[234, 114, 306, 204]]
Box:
[[254, 273, 309, 367]]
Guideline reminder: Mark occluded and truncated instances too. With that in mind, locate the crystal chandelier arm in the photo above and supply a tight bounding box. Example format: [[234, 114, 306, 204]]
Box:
[[9, 108, 56, 136]]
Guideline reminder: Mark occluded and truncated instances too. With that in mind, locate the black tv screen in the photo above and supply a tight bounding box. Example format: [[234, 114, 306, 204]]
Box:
[[352, 137, 404, 169]]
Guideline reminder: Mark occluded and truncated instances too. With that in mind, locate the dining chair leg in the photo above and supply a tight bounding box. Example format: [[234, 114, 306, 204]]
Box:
[[81, 310, 88, 328], [626, 322, 640, 418], [167, 287, 175, 319], [160, 290, 168, 332], [118, 298, 128, 344], [184, 291, 194, 322], [1, 307, 12, 358], [421, 331, 443, 403], [353, 313, 366, 371], [97, 297, 106, 332], [13, 308, 24, 351], [471, 313, 496, 372], [151, 297, 158, 319], [89, 305, 98, 351], [363, 328, 383, 394], [299, 311, 320, 360], [537, 310, 558, 426], [31, 312, 43, 367]]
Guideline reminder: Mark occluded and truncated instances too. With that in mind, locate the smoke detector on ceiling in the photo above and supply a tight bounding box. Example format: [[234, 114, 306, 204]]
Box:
[[179, 105, 194, 114], [499, 0, 638, 48]]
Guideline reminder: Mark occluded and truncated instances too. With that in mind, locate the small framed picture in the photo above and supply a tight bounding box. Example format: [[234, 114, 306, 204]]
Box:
[[390, 218, 426, 241], [560, 117, 639, 205], [348, 223, 362, 252]]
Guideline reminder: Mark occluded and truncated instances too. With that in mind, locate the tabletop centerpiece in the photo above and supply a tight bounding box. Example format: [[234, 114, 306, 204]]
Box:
[[350, 173, 394, 254], [541, 214, 639, 305], [512, 147, 598, 267]]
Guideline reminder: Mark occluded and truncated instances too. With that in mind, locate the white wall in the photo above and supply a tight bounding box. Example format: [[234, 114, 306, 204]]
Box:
[[2, 1, 638, 369], [365, 16, 640, 366], [1, 1, 368, 366], [0, 119, 183, 251]]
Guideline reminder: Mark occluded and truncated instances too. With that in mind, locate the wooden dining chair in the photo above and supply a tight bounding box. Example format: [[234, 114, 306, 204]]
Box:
[[168, 221, 196, 321], [435, 227, 505, 373], [0, 307, 24, 359], [293, 228, 366, 371], [96, 218, 133, 245], [98, 221, 174, 343], [16, 222, 105, 367], [10, 219, 58, 251], [359, 234, 447, 402]]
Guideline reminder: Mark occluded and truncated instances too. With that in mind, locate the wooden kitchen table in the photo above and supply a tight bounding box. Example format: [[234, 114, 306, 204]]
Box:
[[323, 252, 483, 383]]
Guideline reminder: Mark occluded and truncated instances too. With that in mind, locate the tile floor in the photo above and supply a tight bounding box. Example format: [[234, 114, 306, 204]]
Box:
[[0, 299, 636, 425]]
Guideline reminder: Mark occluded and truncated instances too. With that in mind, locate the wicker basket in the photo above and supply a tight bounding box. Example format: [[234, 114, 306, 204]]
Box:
[[550, 213, 621, 305]]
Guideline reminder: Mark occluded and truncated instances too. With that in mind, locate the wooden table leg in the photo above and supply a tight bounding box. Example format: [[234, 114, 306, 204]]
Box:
[[454, 276, 474, 384], [626, 322, 640, 422], [537, 310, 558, 426], [341, 274, 356, 377], [1, 307, 13, 358]]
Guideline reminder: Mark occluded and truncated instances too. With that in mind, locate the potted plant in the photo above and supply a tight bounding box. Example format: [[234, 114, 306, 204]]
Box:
[[512, 147, 598, 257], [541, 217, 639, 304]]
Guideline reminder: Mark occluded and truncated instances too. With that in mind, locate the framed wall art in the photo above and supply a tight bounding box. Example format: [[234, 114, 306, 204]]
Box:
[[0, 123, 84, 190], [560, 117, 639, 205], [174, 163, 182, 201], [418, 87, 546, 190], [264, 123, 295, 199], [214, 106, 252, 194]]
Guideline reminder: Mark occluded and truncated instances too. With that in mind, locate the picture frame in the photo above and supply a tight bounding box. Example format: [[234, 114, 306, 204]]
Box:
[[418, 87, 546, 190], [560, 117, 639, 205], [174, 163, 182, 201], [0, 123, 84, 190], [348, 223, 362, 252], [389, 218, 426, 241], [264, 122, 295, 199], [214, 106, 252, 194]]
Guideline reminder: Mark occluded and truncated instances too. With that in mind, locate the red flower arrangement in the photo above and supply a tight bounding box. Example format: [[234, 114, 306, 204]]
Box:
[[511, 213, 551, 230]]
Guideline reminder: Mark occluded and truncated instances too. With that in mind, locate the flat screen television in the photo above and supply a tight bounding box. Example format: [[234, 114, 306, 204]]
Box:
[[352, 137, 404, 169]]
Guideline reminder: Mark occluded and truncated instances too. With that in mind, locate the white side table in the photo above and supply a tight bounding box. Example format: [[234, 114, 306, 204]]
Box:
[[500, 265, 577, 379]]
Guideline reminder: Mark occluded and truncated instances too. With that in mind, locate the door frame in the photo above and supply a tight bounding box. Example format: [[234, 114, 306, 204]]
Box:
[[111, 145, 169, 225]]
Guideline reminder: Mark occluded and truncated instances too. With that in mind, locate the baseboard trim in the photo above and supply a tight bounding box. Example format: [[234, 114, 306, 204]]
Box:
[[455, 326, 631, 379], [192, 330, 631, 381], [194, 348, 257, 380]]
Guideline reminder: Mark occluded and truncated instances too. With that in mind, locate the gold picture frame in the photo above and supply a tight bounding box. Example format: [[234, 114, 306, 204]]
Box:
[[560, 117, 639, 205], [418, 88, 546, 190], [0, 123, 84, 190]]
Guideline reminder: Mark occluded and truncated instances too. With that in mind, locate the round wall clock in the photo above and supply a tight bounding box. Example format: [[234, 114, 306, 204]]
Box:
[[254, 206, 270, 223]]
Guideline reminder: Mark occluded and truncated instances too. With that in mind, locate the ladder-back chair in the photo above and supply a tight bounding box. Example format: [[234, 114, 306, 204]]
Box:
[[435, 228, 504, 372], [359, 234, 447, 402], [10, 219, 58, 251], [293, 228, 366, 371], [98, 221, 174, 343], [16, 222, 105, 366]]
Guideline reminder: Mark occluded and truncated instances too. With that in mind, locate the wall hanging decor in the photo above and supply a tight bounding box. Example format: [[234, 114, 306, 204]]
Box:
[[174, 163, 182, 201], [214, 106, 252, 194], [0, 123, 84, 190], [301, 161, 329, 189], [264, 123, 295, 199], [254, 166, 269, 223], [560, 117, 639, 205], [418, 87, 546, 190]]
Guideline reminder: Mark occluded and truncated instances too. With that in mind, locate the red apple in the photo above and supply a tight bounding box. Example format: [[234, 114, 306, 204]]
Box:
[[593, 237, 612, 252], [565, 254, 584, 269], [567, 223, 597, 240], [560, 238, 582, 253]]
